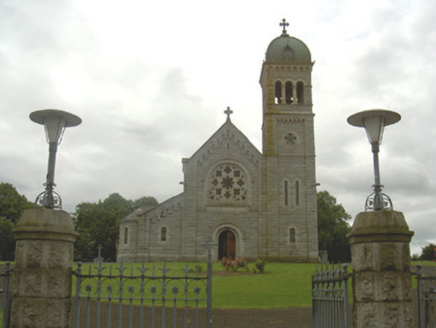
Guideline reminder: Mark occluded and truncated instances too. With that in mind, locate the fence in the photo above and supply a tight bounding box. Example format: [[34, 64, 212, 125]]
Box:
[[0, 263, 12, 328], [312, 263, 351, 328], [73, 260, 212, 328], [415, 264, 436, 328]]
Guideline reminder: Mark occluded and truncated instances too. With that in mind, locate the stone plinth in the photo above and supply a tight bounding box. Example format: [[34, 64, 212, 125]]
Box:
[[348, 210, 414, 328], [11, 208, 77, 328]]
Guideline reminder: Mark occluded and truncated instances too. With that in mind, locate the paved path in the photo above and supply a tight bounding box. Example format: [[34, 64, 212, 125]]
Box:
[[211, 308, 312, 328]]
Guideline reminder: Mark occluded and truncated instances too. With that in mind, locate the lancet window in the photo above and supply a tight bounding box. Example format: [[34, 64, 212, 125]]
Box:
[[285, 82, 293, 104], [290, 228, 296, 243], [297, 82, 304, 104], [284, 180, 289, 206], [295, 180, 300, 206], [160, 227, 167, 242], [124, 227, 128, 245], [275, 81, 282, 104]]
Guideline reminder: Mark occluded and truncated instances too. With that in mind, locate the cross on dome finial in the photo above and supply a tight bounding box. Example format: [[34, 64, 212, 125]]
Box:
[[224, 106, 233, 121], [280, 18, 289, 35]]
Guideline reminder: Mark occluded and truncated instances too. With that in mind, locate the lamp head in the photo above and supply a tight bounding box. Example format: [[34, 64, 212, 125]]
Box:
[[347, 109, 401, 211], [347, 109, 401, 146], [30, 109, 82, 144]]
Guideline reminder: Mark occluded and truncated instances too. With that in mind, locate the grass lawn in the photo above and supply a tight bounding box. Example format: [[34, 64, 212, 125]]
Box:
[[412, 260, 436, 267], [213, 261, 435, 308], [212, 263, 319, 308]]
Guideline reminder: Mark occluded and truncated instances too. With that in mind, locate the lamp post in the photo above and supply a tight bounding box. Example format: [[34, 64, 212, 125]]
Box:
[[30, 109, 82, 209], [347, 109, 400, 211]]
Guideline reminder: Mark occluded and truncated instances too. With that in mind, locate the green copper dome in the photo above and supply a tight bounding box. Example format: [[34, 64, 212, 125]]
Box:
[[265, 33, 312, 64]]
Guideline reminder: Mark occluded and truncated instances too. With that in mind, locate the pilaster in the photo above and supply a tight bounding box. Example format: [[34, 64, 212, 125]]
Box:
[[11, 208, 77, 328], [348, 210, 414, 328]]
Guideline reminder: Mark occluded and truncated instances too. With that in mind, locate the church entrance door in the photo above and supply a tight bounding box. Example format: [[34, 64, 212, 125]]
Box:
[[218, 230, 236, 260]]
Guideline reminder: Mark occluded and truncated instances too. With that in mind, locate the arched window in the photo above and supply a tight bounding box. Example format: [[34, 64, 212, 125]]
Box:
[[209, 164, 247, 202], [161, 227, 167, 242], [124, 227, 128, 245], [285, 82, 293, 104], [290, 228, 296, 243], [275, 81, 282, 104], [295, 180, 300, 206], [284, 180, 289, 206], [297, 82, 304, 104]]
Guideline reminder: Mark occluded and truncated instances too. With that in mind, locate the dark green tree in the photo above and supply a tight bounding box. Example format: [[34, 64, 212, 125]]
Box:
[[317, 190, 352, 263], [0, 182, 33, 260], [419, 243, 435, 261], [133, 196, 160, 209], [73, 193, 158, 262], [0, 216, 15, 260]]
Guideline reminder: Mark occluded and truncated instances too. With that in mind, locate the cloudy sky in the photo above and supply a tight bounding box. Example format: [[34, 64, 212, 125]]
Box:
[[1, 0, 435, 255]]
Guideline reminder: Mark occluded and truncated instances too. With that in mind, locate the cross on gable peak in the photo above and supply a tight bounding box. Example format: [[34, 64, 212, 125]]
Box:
[[280, 18, 289, 36], [224, 106, 233, 121]]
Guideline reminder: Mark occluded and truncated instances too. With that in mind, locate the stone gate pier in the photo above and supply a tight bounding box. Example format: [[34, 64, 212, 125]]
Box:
[[348, 210, 414, 328], [11, 207, 77, 328]]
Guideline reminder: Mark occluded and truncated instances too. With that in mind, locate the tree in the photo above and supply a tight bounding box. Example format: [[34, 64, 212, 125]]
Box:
[[73, 193, 158, 262], [0, 216, 14, 260], [317, 190, 352, 263], [133, 196, 160, 209], [0, 182, 33, 260], [419, 243, 435, 261]]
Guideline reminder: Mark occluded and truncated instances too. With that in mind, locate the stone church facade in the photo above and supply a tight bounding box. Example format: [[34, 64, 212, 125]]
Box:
[[117, 22, 319, 262]]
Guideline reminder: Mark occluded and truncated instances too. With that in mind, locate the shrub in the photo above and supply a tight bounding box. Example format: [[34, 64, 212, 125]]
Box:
[[221, 257, 246, 272], [254, 258, 267, 273]]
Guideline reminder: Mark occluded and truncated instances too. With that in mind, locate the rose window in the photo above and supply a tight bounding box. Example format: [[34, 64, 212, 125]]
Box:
[[209, 164, 247, 202], [284, 132, 298, 145]]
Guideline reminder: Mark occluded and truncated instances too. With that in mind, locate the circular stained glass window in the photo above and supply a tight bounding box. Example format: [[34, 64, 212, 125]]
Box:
[[209, 164, 247, 202]]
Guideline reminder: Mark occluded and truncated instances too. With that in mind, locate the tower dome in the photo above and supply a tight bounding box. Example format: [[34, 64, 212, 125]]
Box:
[[265, 20, 311, 64]]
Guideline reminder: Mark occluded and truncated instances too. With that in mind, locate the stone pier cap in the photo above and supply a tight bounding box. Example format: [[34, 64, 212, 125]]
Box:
[[348, 210, 414, 245], [13, 207, 77, 242]]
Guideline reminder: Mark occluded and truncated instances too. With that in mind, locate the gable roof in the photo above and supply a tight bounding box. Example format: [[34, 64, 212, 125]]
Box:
[[120, 193, 183, 223], [185, 117, 262, 166]]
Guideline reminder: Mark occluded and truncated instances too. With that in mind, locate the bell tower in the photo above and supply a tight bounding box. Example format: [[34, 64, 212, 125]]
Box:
[[259, 19, 318, 261]]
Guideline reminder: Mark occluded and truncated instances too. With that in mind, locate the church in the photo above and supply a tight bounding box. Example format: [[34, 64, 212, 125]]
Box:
[[117, 20, 319, 262]]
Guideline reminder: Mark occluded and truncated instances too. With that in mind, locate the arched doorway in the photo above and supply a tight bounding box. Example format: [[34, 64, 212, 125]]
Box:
[[218, 230, 236, 260]]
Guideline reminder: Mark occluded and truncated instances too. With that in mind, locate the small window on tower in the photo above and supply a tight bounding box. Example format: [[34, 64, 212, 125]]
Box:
[[297, 82, 304, 104], [275, 81, 282, 104], [284, 180, 289, 206], [290, 228, 296, 243], [295, 180, 300, 206], [285, 82, 293, 104]]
